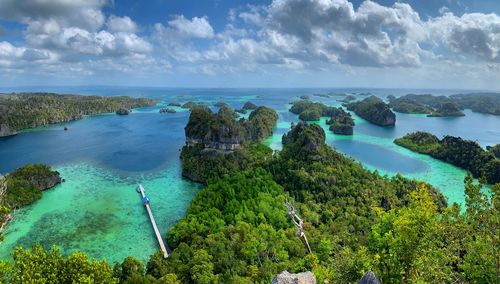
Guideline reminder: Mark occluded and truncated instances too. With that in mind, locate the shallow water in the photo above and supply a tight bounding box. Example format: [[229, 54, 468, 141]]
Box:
[[0, 88, 498, 262]]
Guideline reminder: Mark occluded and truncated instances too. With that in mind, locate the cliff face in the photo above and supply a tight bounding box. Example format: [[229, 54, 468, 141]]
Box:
[[0, 123, 16, 137]]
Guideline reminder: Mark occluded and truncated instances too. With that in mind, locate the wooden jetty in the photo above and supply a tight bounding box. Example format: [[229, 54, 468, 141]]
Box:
[[137, 184, 169, 258]]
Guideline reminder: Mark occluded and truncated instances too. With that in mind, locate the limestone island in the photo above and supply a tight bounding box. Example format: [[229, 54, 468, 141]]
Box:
[[181, 105, 277, 183], [289, 100, 355, 135], [345, 96, 396, 126]]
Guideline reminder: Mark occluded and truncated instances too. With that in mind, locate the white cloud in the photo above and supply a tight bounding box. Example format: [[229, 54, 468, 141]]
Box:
[[428, 12, 500, 62], [167, 15, 214, 39], [107, 15, 138, 33]]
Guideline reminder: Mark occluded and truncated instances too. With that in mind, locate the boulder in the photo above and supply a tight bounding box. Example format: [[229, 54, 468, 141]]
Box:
[[358, 271, 380, 284], [271, 271, 316, 284], [116, 108, 130, 115], [167, 102, 181, 107]]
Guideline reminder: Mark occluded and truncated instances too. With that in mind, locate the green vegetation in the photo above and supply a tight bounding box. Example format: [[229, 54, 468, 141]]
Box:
[[451, 93, 500, 115], [393, 93, 500, 116], [0, 164, 61, 244], [0, 93, 158, 136], [181, 105, 277, 183], [289, 100, 354, 134], [3, 164, 61, 209], [395, 132, 500, 184], [299, 109, 321, 121], [326, 113, 354, 135], [345, 96, 395, 126], [2, 123, 499, 283], [487, 144, 500, 158], [428, 102, 465, 117], [388, 98, 433, 114]]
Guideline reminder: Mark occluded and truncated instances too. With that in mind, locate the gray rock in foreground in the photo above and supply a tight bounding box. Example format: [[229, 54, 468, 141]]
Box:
[[271, 271, 316, 284], [359, 271, 380, 284]]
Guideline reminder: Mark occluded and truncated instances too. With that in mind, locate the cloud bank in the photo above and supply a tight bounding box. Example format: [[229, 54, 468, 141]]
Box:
[[0, 0, 499, 88]]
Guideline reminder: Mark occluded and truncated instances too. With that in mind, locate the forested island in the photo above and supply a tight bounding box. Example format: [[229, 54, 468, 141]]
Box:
[[345, 96, 396, 126], [0, 93, 158, 137], [181, 104, 277, 183], [0, 104, 498, 283], [395, 132, 500, 184], [388, 93, 499, 116], [0, 164, 61, 241], [289, 100, 354, 135]]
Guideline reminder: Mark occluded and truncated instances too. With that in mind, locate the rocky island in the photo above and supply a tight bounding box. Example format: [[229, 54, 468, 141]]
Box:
[[427, 102, 465, 117], [290, 100, 355, 134], [345, 96, 396, 126], [395, 132, 499, 184], [388, 96, 433, 114], [180, 105, 277, 183], [0, 93, 158, 137]]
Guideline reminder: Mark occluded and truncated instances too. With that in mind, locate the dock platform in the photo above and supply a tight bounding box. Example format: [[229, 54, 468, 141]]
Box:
[[137, 184, 169, 258]]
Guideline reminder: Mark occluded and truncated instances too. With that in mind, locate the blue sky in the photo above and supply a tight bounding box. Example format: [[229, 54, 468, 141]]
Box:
[[0, 0, 499, 89]]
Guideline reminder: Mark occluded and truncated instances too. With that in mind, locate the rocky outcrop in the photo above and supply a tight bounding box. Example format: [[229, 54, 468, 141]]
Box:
[[28, 172, 62, 191], [159, 108, 176, 113], [182, 101, 197, 109], [0, 123, 16, 137], [271, 271, 316, 284], [330, 124, 353, 135], [116, 108, 130, 115], [243, 101, 258, 110], [358, 271, 380, 284], [167, 102, 181, 107]]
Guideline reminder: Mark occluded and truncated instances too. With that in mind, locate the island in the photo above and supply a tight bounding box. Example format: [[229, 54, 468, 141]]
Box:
[[395, 131, 499, 184], [390, 93, 500, 116], [242, 101, 258, 110], [427, 102, 465, 117], [345, 96, 396, 126], [180, 105, 277, 183], [0, 93, 158, 137], [388, 96, 433, 114], [289, 100, 355, 134]]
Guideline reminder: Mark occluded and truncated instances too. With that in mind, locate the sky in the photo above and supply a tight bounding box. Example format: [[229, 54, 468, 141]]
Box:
[[0, 0, 499, 90]]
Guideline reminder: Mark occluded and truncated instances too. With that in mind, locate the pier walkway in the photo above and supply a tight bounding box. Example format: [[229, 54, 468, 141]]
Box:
[[137, 184, 169, 258]]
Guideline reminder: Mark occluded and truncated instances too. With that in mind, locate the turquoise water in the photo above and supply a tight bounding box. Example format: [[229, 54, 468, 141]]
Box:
[[0, 88, 499, 262]]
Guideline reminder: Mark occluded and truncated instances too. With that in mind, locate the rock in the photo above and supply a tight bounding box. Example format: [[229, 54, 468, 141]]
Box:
[[330, 124, 353, 135], [159, 108, 176, 113], [358, 271, 380, 284], [29, 173, 62, 191], [300, 95, 310, 100], [271, 271, 316, 284], [168, 102, 181, 107], [214, 102, 229, 108], [242, 101, 258, 110], [0, 123, 17, 137], [116, 108, 130, 115], [64, 127, 68, 131], [181, 101, 197, 109]]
